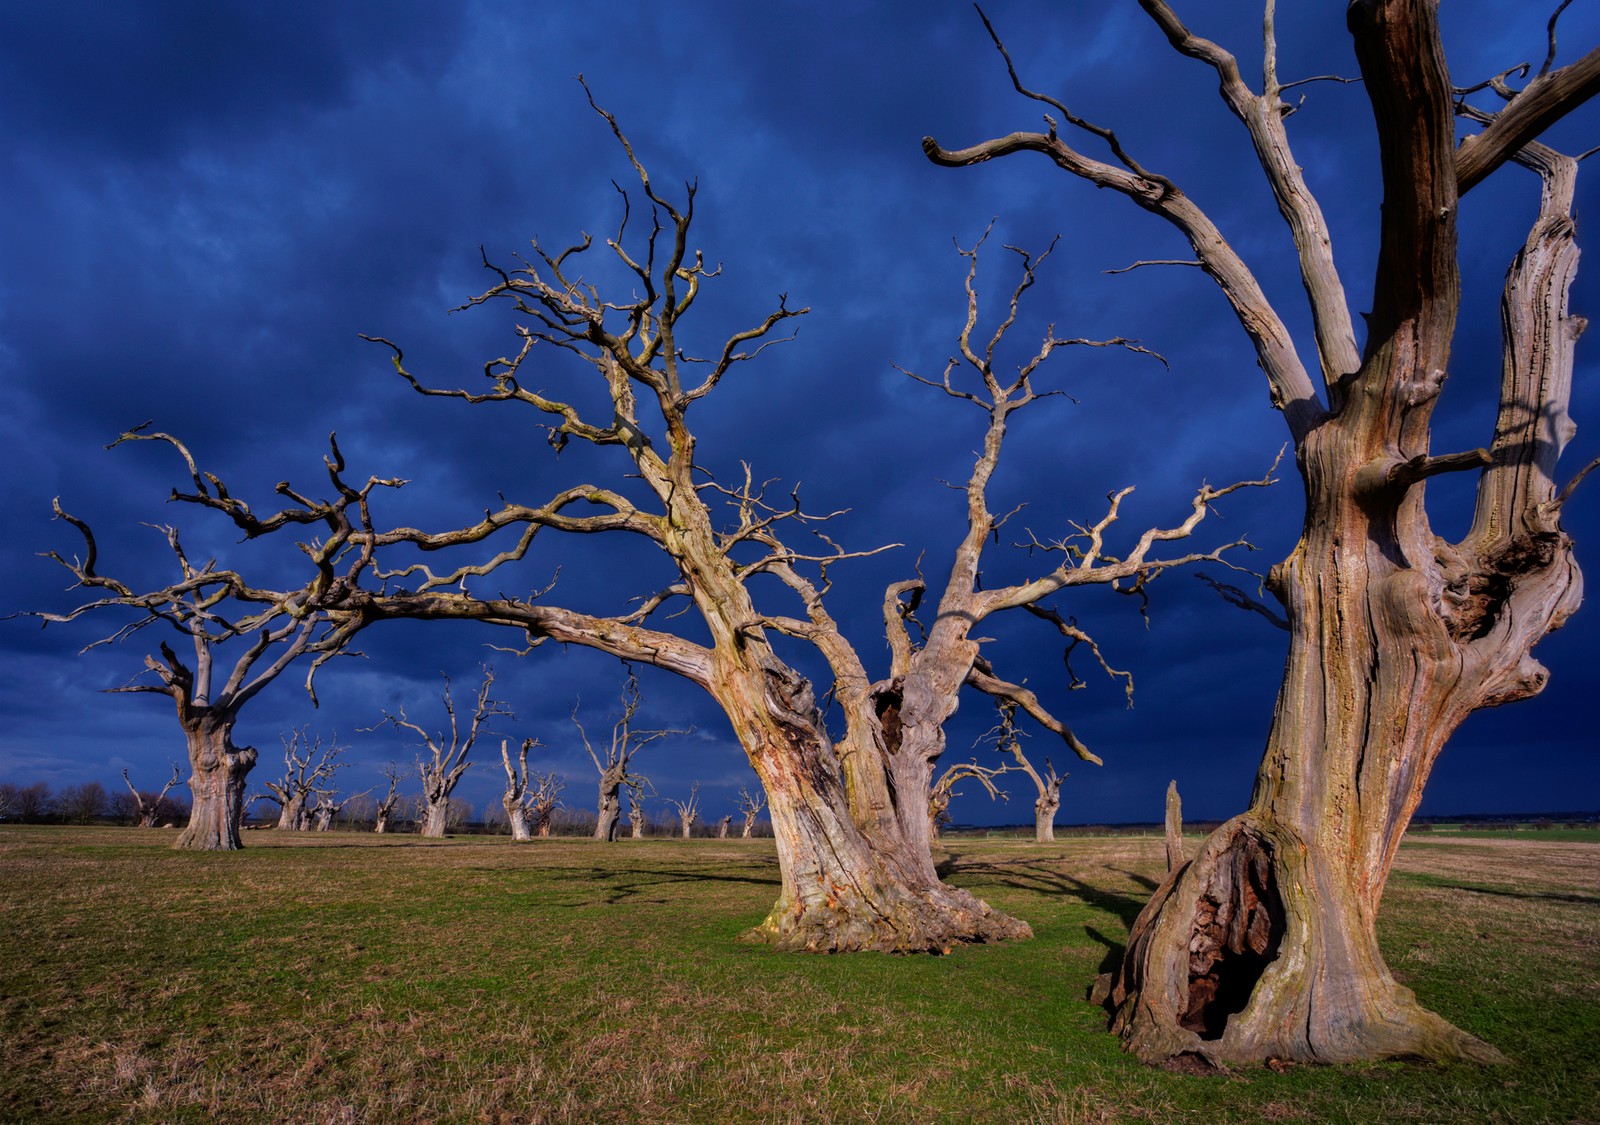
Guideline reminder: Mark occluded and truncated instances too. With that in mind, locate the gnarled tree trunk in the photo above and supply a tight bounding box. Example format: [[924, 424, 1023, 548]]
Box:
[[1034, 790, 1060, 844], [595, 776, 622, 841], [174, 712, 256, 851]]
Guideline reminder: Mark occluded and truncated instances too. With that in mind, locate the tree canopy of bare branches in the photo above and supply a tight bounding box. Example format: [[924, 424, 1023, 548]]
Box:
[[574, 676, 684, 842], [925, 0, 1598, 1066], [297, 87, 1274, 950], [26, 428, 395, 849]]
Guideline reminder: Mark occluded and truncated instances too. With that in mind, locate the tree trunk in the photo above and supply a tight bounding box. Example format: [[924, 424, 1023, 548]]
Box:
[[173, 715, 256, 851], [420, 797, 448, 838], [629, 806, 645, 838], [741, 816, 755, 839], [1034, 793, 1058, 844], [1104, 405, 1577, 1065], [728, 664, 1030, 953], [277, 794, 305, 832], [506, 797, 531, 841], [595, 784, 621, 841], [374, 810, 390, 834]]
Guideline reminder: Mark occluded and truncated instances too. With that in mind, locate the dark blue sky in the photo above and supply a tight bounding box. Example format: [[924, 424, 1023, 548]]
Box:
[[3, 2, 1597, 827]]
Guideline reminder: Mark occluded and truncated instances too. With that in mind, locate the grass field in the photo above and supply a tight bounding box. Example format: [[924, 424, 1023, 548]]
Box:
[[1, 827, 1596, 1123]]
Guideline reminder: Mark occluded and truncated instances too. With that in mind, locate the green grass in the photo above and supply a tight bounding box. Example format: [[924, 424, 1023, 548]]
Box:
[[1, 828, 1596, 1123]]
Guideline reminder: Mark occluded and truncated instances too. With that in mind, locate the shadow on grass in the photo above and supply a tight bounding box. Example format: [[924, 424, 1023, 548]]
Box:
[[1431, 882, 1600, 908], [937, 854, 1152, 929], [543, 864, 783, 906]]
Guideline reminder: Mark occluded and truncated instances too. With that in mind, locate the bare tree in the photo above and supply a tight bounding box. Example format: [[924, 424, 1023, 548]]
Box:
[[984, 702, 1066, 844], [498, 737, 540, 840], [928, 759, 1012, 841], [57, 781, 110, 825], [627, 784, 649, 839], [27, 428, 388, 850], [736, 785, 765, 839], [333, 90, 1267, 950], [926, 0, 1600, 1064], [527, 771, 563, 837], [372, 763, 405, 834], [716, 815, 732, 839], [368, 666, 509, 838], [670, 783, 701, 839], [121, 763, 182, 829], [311, 786, 371, 832], [257, 728, 348, 831], [573, 676, 683, 842]]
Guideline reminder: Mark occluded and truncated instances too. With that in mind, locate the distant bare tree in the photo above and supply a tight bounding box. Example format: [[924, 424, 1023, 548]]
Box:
[[928, 758, 1012, 841], [527, 772, 563, 837], [311, 786, 372, 832], [716, 815, 732, 839], [372, 764, 405, 834], [368, 666, 510, 838], [736, 786, 765, 839], [574, 676, 684, 842], [57, 781, 110, 825], [627, 788, 649, 839], [671, 784, 701, 839], [988, 702, 1067, 844], [257, 728, 348, 831], [498, 737, 540, 841], [121, 763, 182, 829]]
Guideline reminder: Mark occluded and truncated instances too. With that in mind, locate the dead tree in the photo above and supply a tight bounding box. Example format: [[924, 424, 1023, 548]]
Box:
[[27, 428, 386, 850], [528, 771, 563, 837], [671, 783, 701, 839], [736, 786, 765, 838], [927, 758, 1012, 841], [336, 89, 1268, 951], [926, 0, 1600, 1064], [983, 701, 1067, 844], [368, 665, 509, 838], [372, 763, 405, 834], [257, 727, 348, 831], [499, 737, 540, 840], [716, 815, 732, 839], [573, 676, 683, 842], [121, 764, 182, 829], [627, 787, 649, 839], [311, 786, 371, 832]]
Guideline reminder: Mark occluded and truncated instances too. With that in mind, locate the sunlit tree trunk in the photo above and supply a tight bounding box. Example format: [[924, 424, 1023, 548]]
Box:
[[174, 713, 256, 852]]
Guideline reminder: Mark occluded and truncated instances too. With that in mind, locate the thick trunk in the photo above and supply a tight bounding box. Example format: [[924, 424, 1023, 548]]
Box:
[[727, 666, 1028, 953], [173, 715, 256, 851], [506, 798, 531, 841], [1034, 792, 1059, 844], [741, 817, 755, 839], [629, 807, 645, 838], [537, 820, 552, 838], [1105, 415, 1577, 1064], [595, 785, 621, 841], [373, 809, 391, 834], [420, 798, 448, 838], [277, 794, 305, 832]]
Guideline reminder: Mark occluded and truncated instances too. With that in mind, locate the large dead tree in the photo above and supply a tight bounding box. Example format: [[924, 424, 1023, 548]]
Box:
[[926, 0, 1598, 1064], [121, 764, 182, 829], [257, 727, 348, 831], [573, 676, 683, 842], [311, 786, 370, 832], [28, 428, 386, 850], [984, 701, 1068, 844], [368, 666, 509, 838], [323, 87, 1270, 952]]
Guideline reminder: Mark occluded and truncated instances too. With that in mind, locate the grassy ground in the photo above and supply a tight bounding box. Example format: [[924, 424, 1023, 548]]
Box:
[[1, 827, 1595, 1124]]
